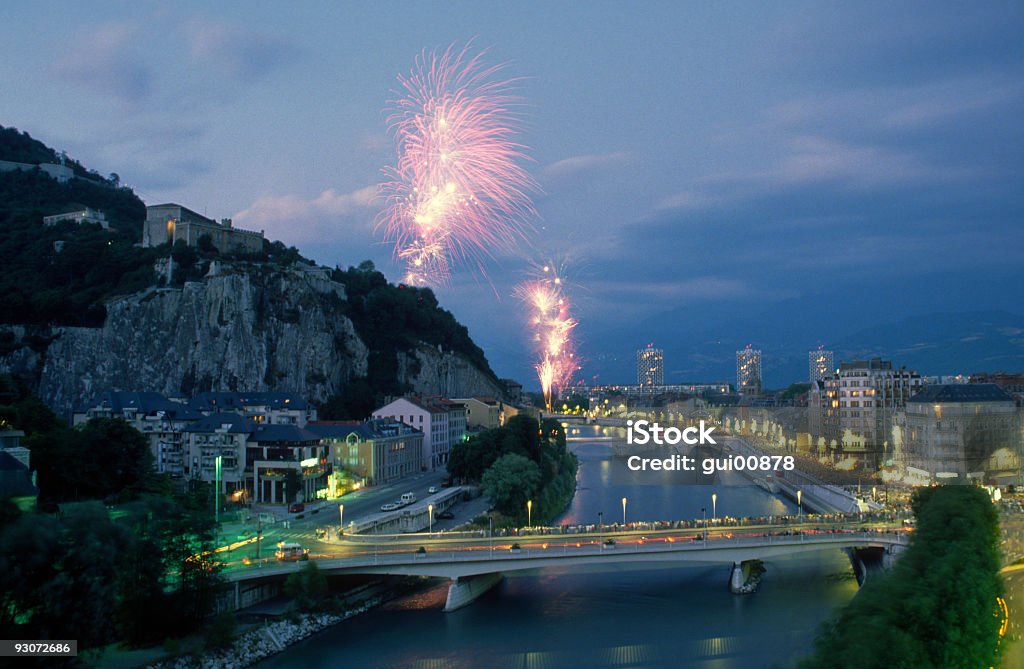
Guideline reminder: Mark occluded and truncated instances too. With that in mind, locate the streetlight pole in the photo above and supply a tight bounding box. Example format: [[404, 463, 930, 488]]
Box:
[[214, 455, 222, 519], [428, 504, 433, 536], [702, 507, 707, 541], [712, 493, 717, 521], [214, 455, 222, 548], [598, 511, 604, 550], [797, 489, 803, 520], [527, 499, 532, 530], [338, 504, 344, 536], [489, 513, 494, 558], [622, 497, 627, 527]]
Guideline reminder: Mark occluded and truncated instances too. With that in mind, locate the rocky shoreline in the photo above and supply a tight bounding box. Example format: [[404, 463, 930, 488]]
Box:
[[147, 596, 384, 669]]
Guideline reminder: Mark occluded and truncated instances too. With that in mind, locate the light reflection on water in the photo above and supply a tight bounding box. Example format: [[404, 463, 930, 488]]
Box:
[[255, 425, 857, 669]]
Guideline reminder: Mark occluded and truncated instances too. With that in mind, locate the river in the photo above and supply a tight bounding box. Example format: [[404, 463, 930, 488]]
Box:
[[254, 424, 867, 668]]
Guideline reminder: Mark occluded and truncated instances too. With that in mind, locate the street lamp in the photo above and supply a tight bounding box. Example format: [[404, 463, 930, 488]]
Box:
[[598, 511, 604, 549], [428, 504, 433, 535], [702, 507, 707, 541], [527, 499, 533, 529], [712, 493, 717, 521], [797, 489, 803, 520], [622, 497, 627, 527], [338, 504, 344, 536], [489, 513, 494, 557], [214, 455, 222, 549]]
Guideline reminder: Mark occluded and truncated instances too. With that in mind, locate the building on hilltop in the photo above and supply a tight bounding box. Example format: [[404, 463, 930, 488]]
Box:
[[142, 203, 264, 255], [0, 158, 74, 183], [637, 345, 664, 388], [43, 206, 108, 229], [900, 383, 1020, 484]]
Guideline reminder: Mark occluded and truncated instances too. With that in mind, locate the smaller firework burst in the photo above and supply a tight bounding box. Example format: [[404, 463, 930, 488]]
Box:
[[516, 264, 579, 411]]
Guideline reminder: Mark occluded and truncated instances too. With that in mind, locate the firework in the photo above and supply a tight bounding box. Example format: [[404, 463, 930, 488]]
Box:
[[378, 44, 537, 285], [516, 265, 579, 411]]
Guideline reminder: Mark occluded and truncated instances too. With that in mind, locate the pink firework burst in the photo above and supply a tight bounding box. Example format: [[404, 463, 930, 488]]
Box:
[[378, 44, 538, 285], [515, 264, 579, 411]]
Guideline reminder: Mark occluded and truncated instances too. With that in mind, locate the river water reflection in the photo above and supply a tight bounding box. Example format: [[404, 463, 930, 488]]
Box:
[[256, 425, 861, 669]]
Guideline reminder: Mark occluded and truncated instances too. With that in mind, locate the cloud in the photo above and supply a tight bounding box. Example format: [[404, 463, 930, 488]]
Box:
[[591, 276, 755, 303], [184, 19, 298, 81], [233, 186, 378, 243], [543, 152, 631, 178], [656, 190, 719, 211], [51, 23, 152, 101]]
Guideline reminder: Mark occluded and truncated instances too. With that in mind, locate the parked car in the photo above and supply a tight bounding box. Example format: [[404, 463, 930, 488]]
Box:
[[381, 503, 399, 512], [437, 511, 455, 520], [428, 486, 439, 494], [288, 502, 305, 513]]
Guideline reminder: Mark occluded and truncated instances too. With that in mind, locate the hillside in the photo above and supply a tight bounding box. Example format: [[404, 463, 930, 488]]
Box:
[[0, 126, 504, 413], [0, 125, 154, 326]]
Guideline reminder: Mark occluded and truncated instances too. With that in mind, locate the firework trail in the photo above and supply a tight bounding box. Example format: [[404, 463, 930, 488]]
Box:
[[516, 264, 579, 411], [378, 44, 537, 285]]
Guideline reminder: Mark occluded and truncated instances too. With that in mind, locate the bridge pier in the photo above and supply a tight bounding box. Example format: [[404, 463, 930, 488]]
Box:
[[729, 560, 764, 594], [444, 572, 504, 611], [848, 545, 903, 586]]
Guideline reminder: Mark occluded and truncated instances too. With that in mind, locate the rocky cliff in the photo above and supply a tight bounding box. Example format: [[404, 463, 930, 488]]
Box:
[[0, 265, 506, 415]]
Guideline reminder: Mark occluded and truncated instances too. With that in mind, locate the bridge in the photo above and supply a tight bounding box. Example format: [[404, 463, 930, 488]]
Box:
[[223, 523, 908, 611]]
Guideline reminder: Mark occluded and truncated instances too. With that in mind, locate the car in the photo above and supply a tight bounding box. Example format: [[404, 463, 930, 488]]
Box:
[[380, 503, 398, 512], [428, 486, 439, 494], [288, 502, 305, 513], [437, 511, 455, 520]]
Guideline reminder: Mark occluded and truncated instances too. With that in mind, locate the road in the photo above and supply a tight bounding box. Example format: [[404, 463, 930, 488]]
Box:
[[215, 469, 452, 558]]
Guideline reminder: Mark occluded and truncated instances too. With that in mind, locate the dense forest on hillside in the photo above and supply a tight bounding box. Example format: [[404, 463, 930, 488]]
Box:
[[320, 261, 499, 418], [0, 166, 158, 326]]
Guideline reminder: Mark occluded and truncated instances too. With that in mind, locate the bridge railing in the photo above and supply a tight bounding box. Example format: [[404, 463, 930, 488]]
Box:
[[225, 529, 907, 577]]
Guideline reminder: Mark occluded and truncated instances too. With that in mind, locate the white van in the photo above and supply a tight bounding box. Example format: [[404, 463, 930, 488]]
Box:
[[400, 492, 416, 505], [275, 542, 308, 561]]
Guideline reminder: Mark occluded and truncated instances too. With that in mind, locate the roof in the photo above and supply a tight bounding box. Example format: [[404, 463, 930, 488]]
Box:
[[76, 391, 201, 420], [0, 451, 37, 497], [307, 419, 420, 441], [452, 396, 499, 406], [184, 412, 257, 434], [306, 421, 371, 440], [147, 203, 217, 225], [251, 424, 322, 444], [908, 383, 1014, 404], [189, 392, 310, 412]]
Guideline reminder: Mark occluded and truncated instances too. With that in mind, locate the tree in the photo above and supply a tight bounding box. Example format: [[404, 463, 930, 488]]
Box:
[[32, 418, 154, 503], [205, 612, 238, 649], [320, 378, 377, 420], [284, 561, 328, 611], [196, 233, 219, 258], [283, 469, 302, 503], [800, 485, 1003, 668], [481, 453, 541, 520]]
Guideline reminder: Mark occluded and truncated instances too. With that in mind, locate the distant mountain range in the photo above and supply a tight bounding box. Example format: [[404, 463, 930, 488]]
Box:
[[583, 270, 1024, 387]]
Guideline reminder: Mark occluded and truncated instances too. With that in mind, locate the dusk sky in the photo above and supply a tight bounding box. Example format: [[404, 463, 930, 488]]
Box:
[[3, 1, 1022, 388]]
